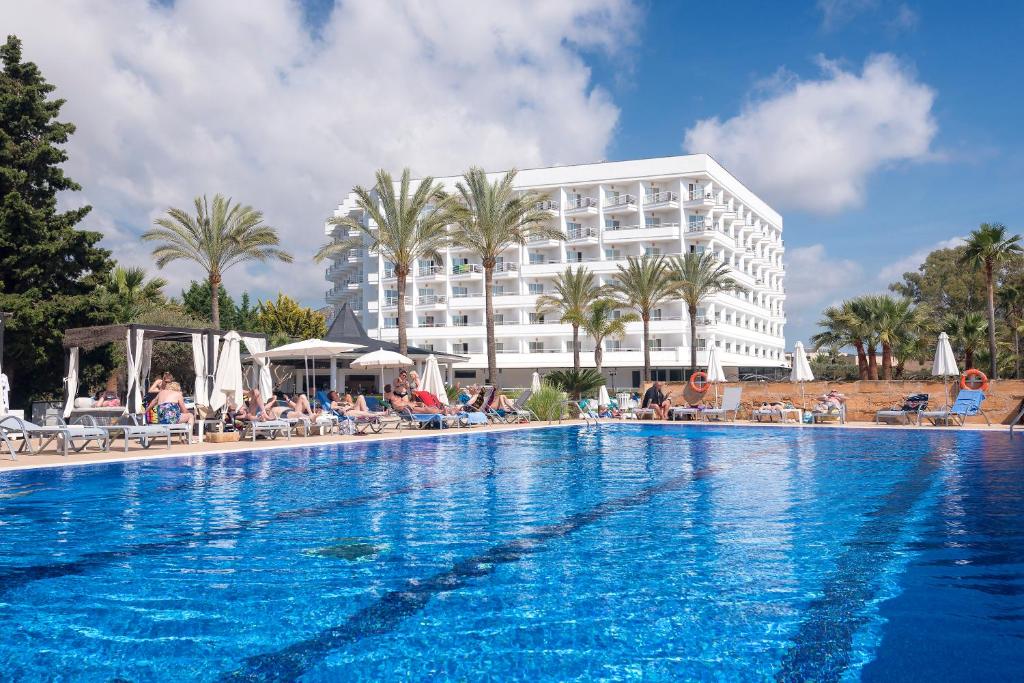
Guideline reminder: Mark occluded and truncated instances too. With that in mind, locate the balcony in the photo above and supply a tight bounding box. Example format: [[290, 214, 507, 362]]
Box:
[[643, 191, 679, 209], [325, 287, 345, 303], [535, 200, 559, 214], [382, 296, 410, 308], [603, 193, 637, 214], [417, 294, 447, 305], [684, 189, 716, 208], [451, 263, 483, 276], [564, 196, 599, 215], [686, 219, 717, 233], [566, 226, 599, 242], [493, 262, 519, 276], [380, 269, 396, 280], [603, 221, 680, 242], [417, 265, 445, 278], [347, 249, 364, 262], [416, 319, 447, 328]]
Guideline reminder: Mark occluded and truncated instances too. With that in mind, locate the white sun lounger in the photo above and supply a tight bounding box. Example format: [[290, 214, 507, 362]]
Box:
[[701, 387, 743, 422], [0, 415, 109, 458]]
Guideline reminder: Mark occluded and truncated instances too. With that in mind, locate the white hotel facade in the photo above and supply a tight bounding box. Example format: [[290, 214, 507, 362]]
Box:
[[324, 154, 787, 389]]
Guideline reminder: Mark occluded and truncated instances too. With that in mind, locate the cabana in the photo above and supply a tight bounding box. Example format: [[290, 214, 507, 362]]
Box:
[[61, 323, 269, 419]]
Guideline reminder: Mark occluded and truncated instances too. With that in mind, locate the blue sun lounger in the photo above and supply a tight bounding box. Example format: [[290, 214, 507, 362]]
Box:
[[920, 389, 990, 427]]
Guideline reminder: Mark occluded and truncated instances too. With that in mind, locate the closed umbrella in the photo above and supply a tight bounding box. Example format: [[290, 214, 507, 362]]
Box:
[[350, 348, 414, 394], [931, 331, 959, 411], [421, 354, 449, 405], [706, 344, 727, 404], [790, 341, 815, 410], [211, 331, 244, 412], [598, 384, 610, 407], [531, 371, 541, 393]]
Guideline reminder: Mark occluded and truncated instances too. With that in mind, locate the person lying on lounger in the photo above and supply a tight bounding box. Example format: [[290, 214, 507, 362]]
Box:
[[326, 391, 377, 417]]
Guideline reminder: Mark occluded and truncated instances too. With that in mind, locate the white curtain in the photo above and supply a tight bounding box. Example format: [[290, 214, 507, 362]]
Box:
[[0, 372, 9, 415], [124, 328, 146, 413], [192, 333, 207, 406], [62, 347, 79, 418], [241, 335, 273, 400], [140, 339, 154, 390]]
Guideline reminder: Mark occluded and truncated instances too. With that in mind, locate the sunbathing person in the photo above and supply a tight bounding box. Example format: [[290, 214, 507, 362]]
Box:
[[491, 390, 516, 412], [145, 381, 194, 425], [390, 391, 445, 415], [326, 391, 377, 417]]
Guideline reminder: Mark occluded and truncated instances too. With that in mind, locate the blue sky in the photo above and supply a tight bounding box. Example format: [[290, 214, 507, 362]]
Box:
[[2, 0, 1020, 346]]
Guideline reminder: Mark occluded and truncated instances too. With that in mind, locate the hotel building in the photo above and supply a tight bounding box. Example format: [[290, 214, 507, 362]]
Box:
[[324, 154, 786, 389]]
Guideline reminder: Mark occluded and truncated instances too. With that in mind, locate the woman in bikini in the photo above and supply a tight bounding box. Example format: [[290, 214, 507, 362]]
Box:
[[145, 381, 194, 426]]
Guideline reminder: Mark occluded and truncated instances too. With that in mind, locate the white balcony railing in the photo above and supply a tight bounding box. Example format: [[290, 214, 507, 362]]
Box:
[[451, 264, 484, 275], [536, 200, 559, 212], [383, 296, 409, 307], [418, 294, 447, 305], [687, 220, 715, 232], [644, 191, 678, 204], [565, 196, 598, 210], [567, 226, 599, 240], [494, 262, 519, 273], [688, 189, 714, 201], [418, 265, 444, 277], [604, 193, 636, 208], [450, 291, 478, 299]]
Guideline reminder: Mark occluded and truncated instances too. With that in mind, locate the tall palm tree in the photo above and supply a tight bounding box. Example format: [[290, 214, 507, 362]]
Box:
[[601, 256, 678, 382], [535, 266, 599, 370], [945, 311, 988, 370], [998, 282, 1024, 379], [668, 252, 742, 370], [315, 169, 457, 355], [143, 194, 292, 328], [582, 299, 637, 373], [101, 266, 167, 323], [959, 223, 1022, 378], [451, 168, 561, 382]]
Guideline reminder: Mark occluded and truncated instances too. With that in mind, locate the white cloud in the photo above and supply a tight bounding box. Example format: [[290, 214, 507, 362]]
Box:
[[0, 0, 636, 304], [683, 54, 937, 214], [876, 235, 965, 283], [817, 0, 877, 30], [817, 0, 917, 32], [784, 244, 864, 344]]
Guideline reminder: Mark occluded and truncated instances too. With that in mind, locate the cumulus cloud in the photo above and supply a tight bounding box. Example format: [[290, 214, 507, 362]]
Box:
[[876, 235, 965, 283], [784, 244, 864, 343], [684, 54, 937, 214], [0, 0, 636, 303]]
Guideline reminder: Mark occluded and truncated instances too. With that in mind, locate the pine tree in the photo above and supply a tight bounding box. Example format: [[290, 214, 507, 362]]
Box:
[[0, 35, 113, 408]]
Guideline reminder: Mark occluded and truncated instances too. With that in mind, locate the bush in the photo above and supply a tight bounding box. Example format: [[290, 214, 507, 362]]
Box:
[[544, 368, 605, 399], [526, 383, 567, 422]]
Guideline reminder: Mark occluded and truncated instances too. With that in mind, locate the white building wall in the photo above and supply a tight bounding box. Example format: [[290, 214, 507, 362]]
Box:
[[324, 154, 787, 388]]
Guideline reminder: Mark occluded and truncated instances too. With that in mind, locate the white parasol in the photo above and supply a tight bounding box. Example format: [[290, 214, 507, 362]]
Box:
[[350, 348, 414, 395], [598, 384, 610, 407], [252, 338, 362, 395], [790, 341, 815, 409], [531, 371, 542, 393], [706, 344, 727, 403], [931, 331, 959, 411], [211, 331, 244, 412], [421, 354, 449, 405]]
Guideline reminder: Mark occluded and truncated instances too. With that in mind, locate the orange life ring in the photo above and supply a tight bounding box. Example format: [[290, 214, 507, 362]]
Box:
[[689, 371, 709, 393], [960, 369, 989, 392]]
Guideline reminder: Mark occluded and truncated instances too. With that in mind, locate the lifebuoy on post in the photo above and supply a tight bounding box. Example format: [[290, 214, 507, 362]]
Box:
[[960, 368, 989, 392], [689, 370, 709, 393]]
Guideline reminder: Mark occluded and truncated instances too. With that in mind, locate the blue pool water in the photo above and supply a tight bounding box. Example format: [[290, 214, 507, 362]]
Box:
[[1, 424, 1022, 681]]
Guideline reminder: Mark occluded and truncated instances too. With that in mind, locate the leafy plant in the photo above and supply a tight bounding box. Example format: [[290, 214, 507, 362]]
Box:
[[525, 383, 566, 422], [256, 294, 327, 339], [544, 368, 605, 400]]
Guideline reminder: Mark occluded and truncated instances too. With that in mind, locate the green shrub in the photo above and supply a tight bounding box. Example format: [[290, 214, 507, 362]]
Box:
[[544, 368, 605, 399], [526, 383, 567, 422]]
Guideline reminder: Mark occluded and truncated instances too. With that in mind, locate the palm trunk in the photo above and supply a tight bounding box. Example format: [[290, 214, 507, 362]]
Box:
[[595, 343, 603, 374], [210, 272, 221, 328], [881, 342, 893, 380], [688, 303, 698, 370], [572, 324, 580, 371], [966, 348, 974, 370], [854, 341, 868, 380], [986, 264, 998, 379], [483, 263, 497, 384], [395, 271, 408, 355], [867, 344, 878, 380], [642, 315, 651, 382]]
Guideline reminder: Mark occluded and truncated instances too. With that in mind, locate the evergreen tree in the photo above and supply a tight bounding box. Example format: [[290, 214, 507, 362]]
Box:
[[256, 294, 327, 339], [0, 35, 113, 408]]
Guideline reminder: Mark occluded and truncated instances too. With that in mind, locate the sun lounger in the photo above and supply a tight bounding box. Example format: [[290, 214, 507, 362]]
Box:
[[396, 408, 463, 430], [0, 414, 109, 457], [701, 387, 743, 422], [920, 389, 990, 427], [751, 406, 782, 422], [876, 393, 929, 425], [239, 418, 292, 442], [811, 404, 846, 424], [488, 389, 537, 423], [95, 415, 176, 453], [669, 405, 703, 421]]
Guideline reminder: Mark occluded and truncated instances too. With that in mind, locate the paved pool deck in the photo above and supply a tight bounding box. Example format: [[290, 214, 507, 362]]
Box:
[[0, 418, 1015, 473]]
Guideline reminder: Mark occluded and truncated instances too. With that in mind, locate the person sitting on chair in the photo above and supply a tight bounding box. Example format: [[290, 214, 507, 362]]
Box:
[[642, 381, 672, 420], [145, 381, 194, 426]]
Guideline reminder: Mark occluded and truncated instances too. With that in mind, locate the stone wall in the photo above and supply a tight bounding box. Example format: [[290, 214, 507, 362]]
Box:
[[644, 379, 1024, 425]]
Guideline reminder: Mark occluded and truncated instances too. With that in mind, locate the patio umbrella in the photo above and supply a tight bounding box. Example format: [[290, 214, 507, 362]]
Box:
[[598, 384, 610, 407], [350, 348, 414, 394], [706, 344, 727, 404], [531, 371, 541, 393], [211, 331, 243, 412], [790, 341, 815, 409], [931, 331, 959, 411], [251, 338, 362, 395], [421, 354, 449, 405]]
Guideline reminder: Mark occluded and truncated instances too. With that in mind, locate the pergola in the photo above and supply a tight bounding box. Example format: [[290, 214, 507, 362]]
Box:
[[62, 323, 268, 416]]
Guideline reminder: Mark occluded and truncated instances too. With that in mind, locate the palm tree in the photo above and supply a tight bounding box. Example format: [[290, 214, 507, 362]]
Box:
[[101, 266, 167, 323], [668, 252, 742, 370], [998, 282, 1024, 378], [535, 266, 600, 370], [582, 299, 637, 373], [945, 311, 988, 370], [811, 300, 871, 380], [451, 168, 561, 382], [315, 169, 457, 355], [867, 295, 922, 380], [601, 256, 678, 382], [143, 195, 292, 328], [959, 223, 1022, 378]]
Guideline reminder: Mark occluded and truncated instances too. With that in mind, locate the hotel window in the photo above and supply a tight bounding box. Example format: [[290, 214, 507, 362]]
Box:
[[528, 283, 544, 295], [607, 189, 620, 203], [528, 312, 545, 324], [605, 218, 621, 230], [715, 340, 722, 347], [611, 309, 621, 320], [566, 221, 582, 234], [423, 344, 434, 351], [452, 286, 468, 298], [647, 216, 662, 227], [568, 340, 581, 352], [493, 313, 505, 325], [529, 252, 545, 265], [688, 244, 706, 254], [725, 342, 732, 352], [652, 308, 663, 321], [491, 285, 505, 296], [452, 314, 469, 326], [571, 251, 584, 262], [494, 342, 504, 352], [418, 287, 432, 297], [644, 246, 662, 257], [528, 341, 545, 352], [649, 338, 663, 350], [697, 338, 707, 351], [605, 248, 622, 259], [607, 340, 621, 351], [454, 342, 469, 354], [418, 316, 435, 327], [384, 317, 398, 329]]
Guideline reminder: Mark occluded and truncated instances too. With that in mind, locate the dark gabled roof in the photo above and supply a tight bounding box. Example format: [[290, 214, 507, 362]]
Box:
[[63, 323, 266, 351], [325, 304, 468, 363]]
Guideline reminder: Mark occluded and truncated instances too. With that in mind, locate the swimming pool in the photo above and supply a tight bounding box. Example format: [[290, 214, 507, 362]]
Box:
[[0, 424, 1021, 680]]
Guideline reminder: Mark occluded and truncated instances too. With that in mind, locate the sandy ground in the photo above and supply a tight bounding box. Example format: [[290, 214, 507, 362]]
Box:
[[0, 418, 1016, 473]]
